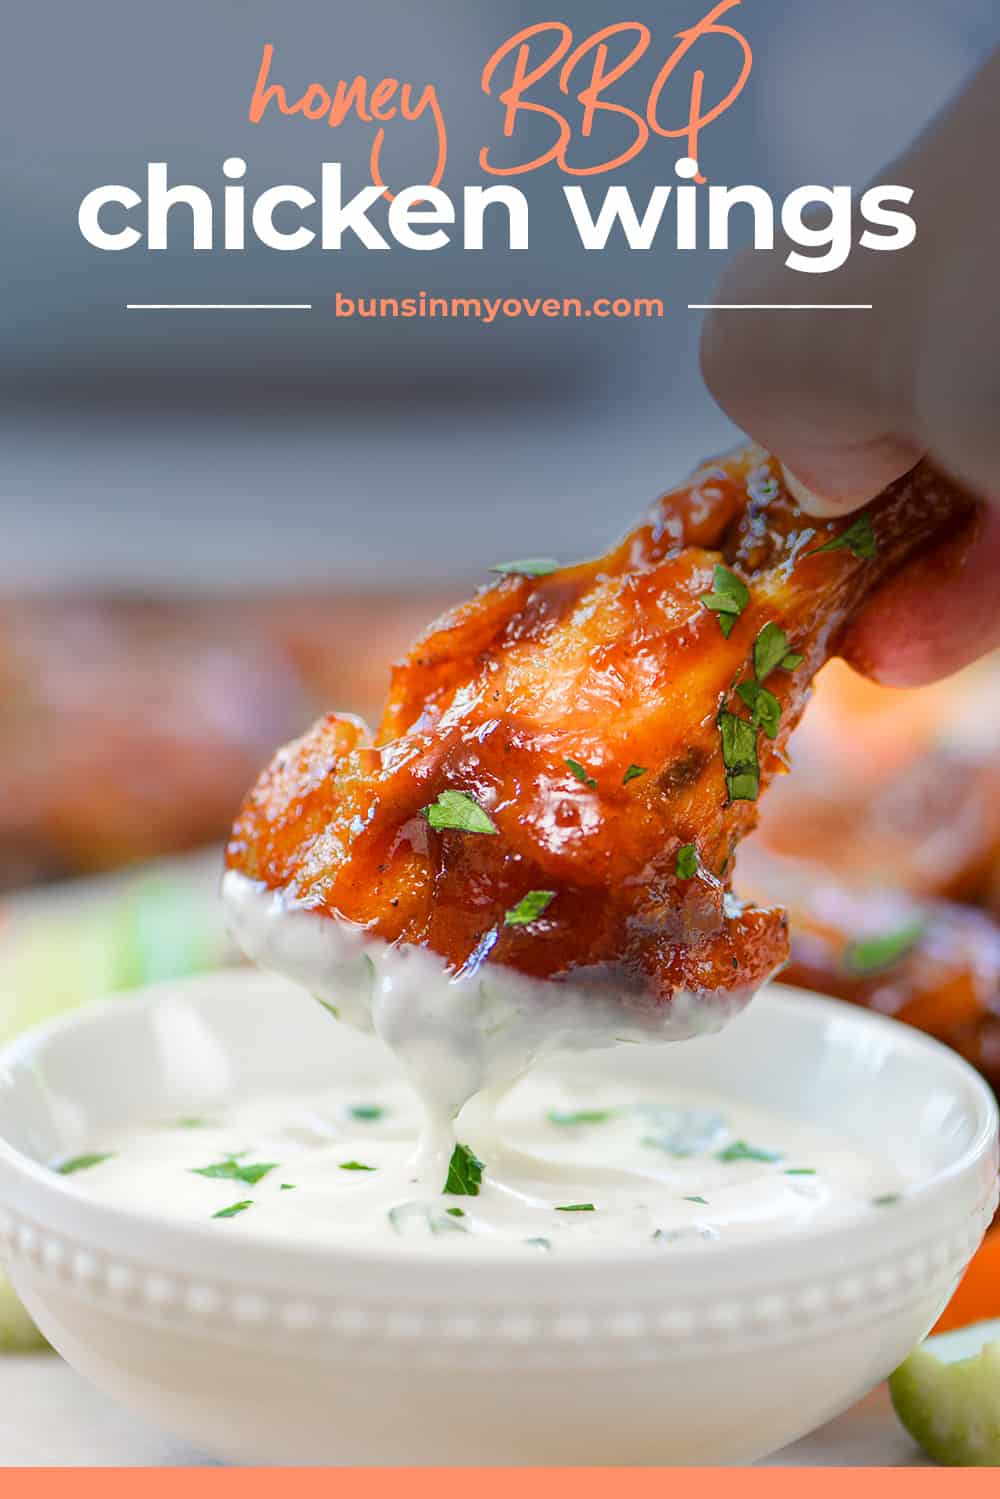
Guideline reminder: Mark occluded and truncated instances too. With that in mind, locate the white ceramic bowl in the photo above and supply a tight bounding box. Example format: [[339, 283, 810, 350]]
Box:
[[0, 971, 995, 1466]]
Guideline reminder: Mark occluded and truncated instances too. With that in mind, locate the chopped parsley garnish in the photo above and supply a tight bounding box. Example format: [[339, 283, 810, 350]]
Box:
[[807, 512, 878, 561], [490, 558, 560, 577], [565, 757, 597, 789], [716, 622, 801, 803], [753, 622, 794, 684], [348, 1104, 385, 1122], [713, 618, 802, 806], [715, 1140, 783, 1164], [555, 1203, 595, 1212], [213, 1199, 252, 1219], [280, 1183, 296, 1191], [784, 1168, 816, 1176], [174, 1117, 211, 1129], [873, 1192, 902, 1207], [55, 1152, 113, 1175], [192, 1158, 277, 1186], [700, 564, 750, 638], [675, 844, 698, 880], [547, 1109, 615, 1126], [504, 890, 556, 927], [444, 1143, 484, 1196], [736, 680, 781, 739], [526, 1236, 552, 1250], [339, 1161, 376, 1172], [445, 1207, 465, 1218], [623, 764, 647, 785], [682, 1195, 708, 1205], [421, 789, 497, 836], [718, 710, 760, 803], [844, 922, 925, 977]]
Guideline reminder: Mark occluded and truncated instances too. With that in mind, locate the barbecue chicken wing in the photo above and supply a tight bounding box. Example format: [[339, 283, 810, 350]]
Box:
[[227, 447, 974, 1021], [739, 844, 1000, 1093], [752, 658, 1000, 908]]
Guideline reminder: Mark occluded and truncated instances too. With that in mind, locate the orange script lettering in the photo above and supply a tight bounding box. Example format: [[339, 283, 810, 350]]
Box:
[[248, 43, 447, 197], [480, 1, 752, 181]]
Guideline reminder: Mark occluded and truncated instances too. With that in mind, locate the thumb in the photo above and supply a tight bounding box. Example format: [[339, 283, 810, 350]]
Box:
[[699, 248, 922, 516], [701, 49, 1000, 519]]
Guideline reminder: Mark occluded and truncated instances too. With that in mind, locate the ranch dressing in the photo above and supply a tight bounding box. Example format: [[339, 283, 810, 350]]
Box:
[[53, 869, 902, 1251], [60, 1066, 901, 1254], [221, 869, 751, 1125]]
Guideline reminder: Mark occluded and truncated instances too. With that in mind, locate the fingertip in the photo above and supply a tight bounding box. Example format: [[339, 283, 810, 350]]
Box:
[[779, 439, 925, 518], [780, 466, 852, 518]]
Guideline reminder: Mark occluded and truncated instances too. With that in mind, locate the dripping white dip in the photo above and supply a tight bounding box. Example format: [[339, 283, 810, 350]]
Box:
[[80, 869, 896, 1253], [221, 869, 755, 1127], [59, 1063, 903, 1254]]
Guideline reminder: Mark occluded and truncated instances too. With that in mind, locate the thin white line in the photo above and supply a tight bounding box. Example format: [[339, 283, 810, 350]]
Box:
[[125, 303, 313, 310], [689, 303, 873, 310]]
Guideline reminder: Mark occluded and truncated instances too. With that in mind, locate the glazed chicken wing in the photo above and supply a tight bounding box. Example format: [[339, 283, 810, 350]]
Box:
[[737, 838, 1000, 1092], [787, 893, 1000, 1091], [226, 446, 975, 1035]]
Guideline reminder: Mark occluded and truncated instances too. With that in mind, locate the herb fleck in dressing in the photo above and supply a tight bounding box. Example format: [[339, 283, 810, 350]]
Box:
[[57, 1069, 901, 1254]]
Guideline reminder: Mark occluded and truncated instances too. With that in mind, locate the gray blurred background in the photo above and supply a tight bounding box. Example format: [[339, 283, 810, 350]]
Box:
[[3, 0, 1000, 588]]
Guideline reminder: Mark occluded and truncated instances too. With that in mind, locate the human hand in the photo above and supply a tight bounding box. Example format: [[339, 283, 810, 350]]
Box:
[[701, 52, 1000, 686]]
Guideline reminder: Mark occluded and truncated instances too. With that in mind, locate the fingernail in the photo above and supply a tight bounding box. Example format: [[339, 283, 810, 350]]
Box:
[[781, 465, 846, 517]]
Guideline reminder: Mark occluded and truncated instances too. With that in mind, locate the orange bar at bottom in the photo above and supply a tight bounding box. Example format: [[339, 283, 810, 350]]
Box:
[[2, 1470, 998, 1494]]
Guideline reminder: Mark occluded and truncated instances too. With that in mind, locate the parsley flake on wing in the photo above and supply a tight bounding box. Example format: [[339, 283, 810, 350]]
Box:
[[421, 790, 497, 836], [700, 565, 750, 638], [718, 711, 761, 804], [565, 757, 597, 789], [753, 622, 795, 683], [736, 681, 782, 740], [807, 512, 878, 561], [718, 622, 800, 802], [504, 890, 556, 927]]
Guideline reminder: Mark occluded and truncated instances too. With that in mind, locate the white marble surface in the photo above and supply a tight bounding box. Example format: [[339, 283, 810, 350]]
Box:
[[0, 1355, 928, 1467]]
